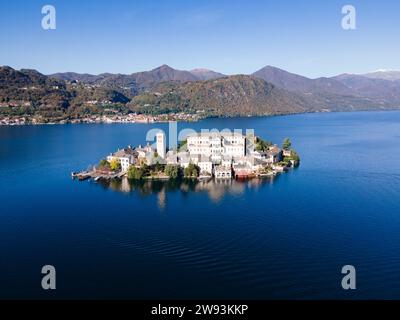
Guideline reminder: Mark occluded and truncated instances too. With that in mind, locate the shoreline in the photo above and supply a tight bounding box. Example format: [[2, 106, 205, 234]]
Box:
[[2, 109, 400, 126], [73, 171, 279, 183]]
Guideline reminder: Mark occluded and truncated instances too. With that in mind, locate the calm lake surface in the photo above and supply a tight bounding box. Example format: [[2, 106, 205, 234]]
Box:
[[1, 111, 400, 299]]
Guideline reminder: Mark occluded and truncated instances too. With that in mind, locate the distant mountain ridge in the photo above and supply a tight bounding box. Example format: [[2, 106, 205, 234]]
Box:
[[51, 65, 225, 84], [363, 70, 400, 81], [50, 64, 400, 108], [128, 75, 311, 117], [2, 64, 400, 122], [189, 68, 226, 80], [51, 65, 214, 97], [252, 65, 354, 96]]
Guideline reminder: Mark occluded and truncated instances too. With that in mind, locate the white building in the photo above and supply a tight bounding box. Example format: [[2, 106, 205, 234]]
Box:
[[177, 153, 213, 175], [198, 160, 213, 175], [156, 132, 166, 159], [107, 146, 138, 172], [187, 132, 246, 163], [215, 165, 232, 179]]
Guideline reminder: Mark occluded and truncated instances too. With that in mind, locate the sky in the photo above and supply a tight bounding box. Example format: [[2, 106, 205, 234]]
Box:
[[0, 0, 400, 78]]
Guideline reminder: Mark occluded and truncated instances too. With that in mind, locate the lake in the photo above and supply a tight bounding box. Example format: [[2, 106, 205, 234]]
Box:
[[1, 111, 400, 299]]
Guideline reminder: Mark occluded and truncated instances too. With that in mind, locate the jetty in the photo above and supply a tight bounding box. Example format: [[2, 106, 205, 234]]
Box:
[[71, 170, 126, 181]]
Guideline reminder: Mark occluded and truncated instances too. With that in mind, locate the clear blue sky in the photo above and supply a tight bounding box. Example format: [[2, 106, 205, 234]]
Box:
[[0, 0, 399, 78]]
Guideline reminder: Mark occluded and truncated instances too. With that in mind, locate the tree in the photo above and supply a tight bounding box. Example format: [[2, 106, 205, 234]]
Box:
[[290, 150, 300, 162], [127, 166, 142, 180], [165, 164, 181, 179], [127, 165, 148, 180], [140, 163, 150, 176], [154, 161, 164, 173], [282, 138, 292, 150], [98, 159, 110, 170], [255, 137, 272, 152], [184, 162, 199, 178], [110, 158, 121, 171]]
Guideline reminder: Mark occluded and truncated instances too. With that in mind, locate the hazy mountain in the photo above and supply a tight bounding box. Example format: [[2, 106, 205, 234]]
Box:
[[332, 73, 400, 103], [252, 66, 400, 108], [363, 70, 400, 81], [190, 68, 226, 80], [252, 65, 353, 96]]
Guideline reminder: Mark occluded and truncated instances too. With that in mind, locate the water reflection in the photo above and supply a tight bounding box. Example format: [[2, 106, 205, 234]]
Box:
[[96, 176, 278, 208]]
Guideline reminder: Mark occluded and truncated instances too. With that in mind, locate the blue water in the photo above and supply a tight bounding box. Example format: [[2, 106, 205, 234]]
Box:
[[1, 111, 400, 299]]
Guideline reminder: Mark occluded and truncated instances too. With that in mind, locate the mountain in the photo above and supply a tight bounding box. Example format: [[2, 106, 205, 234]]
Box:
[[0, 66, 130, 120], [50, 72, 112, 84], [3, 64, 400, 122], [252, 65, 400, 108], [0, 66, 71, 109], [332, 73, 400, 103], [128, 75, 312, 117], [51, 65, 199, 97], [363, 70, 400, 81], [190, 68, 226, 80], [252, 65, 353, 96], [134, 64, 198, 83]]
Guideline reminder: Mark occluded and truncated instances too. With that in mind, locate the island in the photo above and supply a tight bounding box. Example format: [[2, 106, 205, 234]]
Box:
[[72, 132, 300, 182]]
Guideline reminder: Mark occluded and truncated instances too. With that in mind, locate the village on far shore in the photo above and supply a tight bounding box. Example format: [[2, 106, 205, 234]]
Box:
[[0, 112, 201, 126], [72, 131, 300, 182]]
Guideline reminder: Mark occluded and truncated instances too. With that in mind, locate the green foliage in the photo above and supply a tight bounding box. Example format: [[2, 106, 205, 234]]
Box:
[[255, 137, 272, 152], [283, 138, 292, 150], [184, 162, 200, 178], [155, 161, 164, 172], [277, 161, 290, 167], [164, 164, 181, 179], [110, 158, 121, 171], [127, 164, 149, 180], [141, 164, 150, 176], [98, 159, 111, 170], [289, 150, 300, 162], [284, 149, 300, 166], [127, 166, 142, 180], [259, 165, 273, 174]]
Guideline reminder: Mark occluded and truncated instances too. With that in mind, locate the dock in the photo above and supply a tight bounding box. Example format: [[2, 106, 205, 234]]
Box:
[[71, 170, 126, 181]]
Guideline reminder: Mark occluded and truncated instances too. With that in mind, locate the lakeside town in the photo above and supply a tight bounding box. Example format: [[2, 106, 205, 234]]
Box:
[[0, 112, 202, 126], [72, 131, 300, 183]]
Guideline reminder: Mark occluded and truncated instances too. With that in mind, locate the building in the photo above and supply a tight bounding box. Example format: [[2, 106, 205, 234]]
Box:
[[156, 132, 166, 159], [283, 149, 292, 157], [215, 165, 232, 179], [104, 131, 284, 179], [233, 164, 253, 178], [198, 159, 213, 175], [107, 146, 138, 172], [176, 153, 213, 175], [187, 132, 246, 163]]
